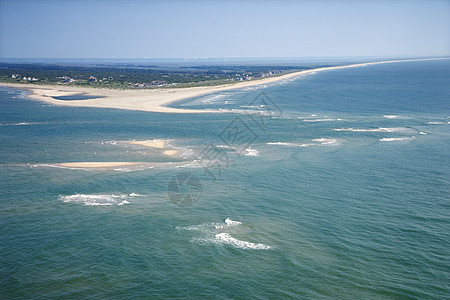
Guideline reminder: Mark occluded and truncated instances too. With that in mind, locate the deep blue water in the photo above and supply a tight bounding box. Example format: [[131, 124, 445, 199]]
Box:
[[0, 60, 449, 299]]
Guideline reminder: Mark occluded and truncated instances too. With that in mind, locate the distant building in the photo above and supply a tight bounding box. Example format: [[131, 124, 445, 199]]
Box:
[[61, 76, 74, 83], [133, 83, 148, 88], [88, 76, 97, 82], [151, 80, 167, 86]]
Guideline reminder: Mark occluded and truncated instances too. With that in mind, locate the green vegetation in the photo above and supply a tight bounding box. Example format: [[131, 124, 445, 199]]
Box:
[[0, 63, 326, 89]]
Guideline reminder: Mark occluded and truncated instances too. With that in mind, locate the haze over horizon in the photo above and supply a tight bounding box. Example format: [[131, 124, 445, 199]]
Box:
[[1, 0, 449, 59]]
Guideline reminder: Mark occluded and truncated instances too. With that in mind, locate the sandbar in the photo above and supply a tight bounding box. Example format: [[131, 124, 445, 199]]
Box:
[[163, 150, 179, 156], [58, 162, 139, 168], [129, 139, 167, 149], [54, 161, 192, 169], [129, 140, 179, 155]]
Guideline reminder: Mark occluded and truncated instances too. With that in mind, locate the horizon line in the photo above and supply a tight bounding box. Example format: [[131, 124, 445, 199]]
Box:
[[1, 55, 450, 61]]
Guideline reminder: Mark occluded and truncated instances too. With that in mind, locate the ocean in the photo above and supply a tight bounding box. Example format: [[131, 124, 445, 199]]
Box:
[[0, 60, 449, 299]]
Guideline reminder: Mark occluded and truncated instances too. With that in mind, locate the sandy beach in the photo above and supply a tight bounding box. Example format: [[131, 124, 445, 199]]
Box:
[[1, 57, 448, 114]]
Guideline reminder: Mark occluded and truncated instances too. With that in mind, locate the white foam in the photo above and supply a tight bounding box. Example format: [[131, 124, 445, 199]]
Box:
[[427, 121, 447, 125], [383, 115, 399, 119], [312, 138, 338, 145], [239, 105, 260, 109], [267, 139, 339, 147], [60, 193, 131, 206], [303, 118, 343, 122], [215, 233, 272, 250], [215, 218, 243, 229], [419, 132, 427, 135], [244, 148, 260, 157], [178, 218, 272, 250], [216, 145, 232, 148], [129, 193, 142, 197], [177, 218, 241, 232], [379, 136, 416, 142], [267, 141, 312, 147], [334, 127, 409, 133], [200, 94, 229, 104], [267, 142, 296, 146], [1, 122, 35, 126], [225, 218, 242, 226]]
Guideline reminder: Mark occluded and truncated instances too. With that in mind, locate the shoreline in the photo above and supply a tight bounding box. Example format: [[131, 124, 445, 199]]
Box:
[[1, 57, 448, 114]]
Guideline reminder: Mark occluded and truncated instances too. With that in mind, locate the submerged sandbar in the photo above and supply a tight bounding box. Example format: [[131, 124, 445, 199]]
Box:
[[129, 139, 167, 149], [58, 162, 139, 168]]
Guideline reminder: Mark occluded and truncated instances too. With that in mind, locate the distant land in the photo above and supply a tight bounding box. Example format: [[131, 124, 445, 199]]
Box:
[[1, 57, 448, 90], [0, 60, 320, 89], [1, 57, 448, 114]]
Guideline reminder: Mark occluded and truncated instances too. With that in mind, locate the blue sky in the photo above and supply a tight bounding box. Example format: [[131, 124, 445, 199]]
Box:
[[0, 0, 449, 58]]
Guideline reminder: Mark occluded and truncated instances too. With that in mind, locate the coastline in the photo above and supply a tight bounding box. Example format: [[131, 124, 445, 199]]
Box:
[[1, 57, 448, 114]]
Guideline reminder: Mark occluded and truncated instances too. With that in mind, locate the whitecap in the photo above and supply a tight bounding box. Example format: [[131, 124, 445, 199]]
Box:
[[0, 122, 32, 126], [129, 193, 142, 197], [312, 138, 338, 145], [178, 218, 272, 250], [267, 142, 296, 146], [216, 145, 232, 148], [267, 139, 338, 147], [215, 218, 243, 229], [225, 218, 242, 226], [244, 148, 260, 157], [214, 233, 272, 250], [379, 136, 416, 142], [334, 127, 409, 133], [303, 118, 343, 122], [59, 193, 131, 206], [383, 115, 399, 119], [427, 121, 447, 125]]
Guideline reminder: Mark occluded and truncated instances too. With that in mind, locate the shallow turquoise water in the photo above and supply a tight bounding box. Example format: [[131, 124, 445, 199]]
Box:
[[1, 60, 449, 299]]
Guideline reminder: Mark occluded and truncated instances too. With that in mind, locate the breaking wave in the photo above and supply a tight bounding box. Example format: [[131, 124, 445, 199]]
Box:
[[379, 136, 416, 142], [244, 148, 260, 156], [334, 127, 412, 133], [176, 218, 273, 250], [59, 193, 138, 206]]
